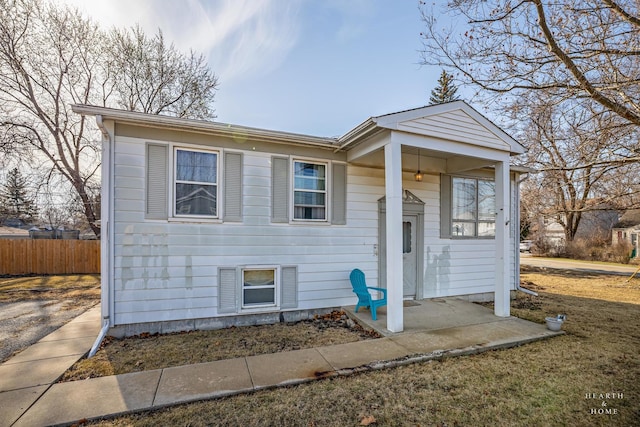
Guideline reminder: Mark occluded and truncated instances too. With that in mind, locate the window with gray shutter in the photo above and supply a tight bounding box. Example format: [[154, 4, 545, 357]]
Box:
[[218, 267, 238, 314], [146, 143, 169, 219], [271, 156, 289, 222], [224, 152, 243, 222], [280, 266, 298, 309], [331, 162, 347, 225]]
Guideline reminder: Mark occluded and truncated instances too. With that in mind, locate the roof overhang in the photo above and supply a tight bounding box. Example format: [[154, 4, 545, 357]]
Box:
[[72, 105, 340, 150]]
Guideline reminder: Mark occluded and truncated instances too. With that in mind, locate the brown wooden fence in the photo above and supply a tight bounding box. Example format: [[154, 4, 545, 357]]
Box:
[[0, 239, 100, 275]]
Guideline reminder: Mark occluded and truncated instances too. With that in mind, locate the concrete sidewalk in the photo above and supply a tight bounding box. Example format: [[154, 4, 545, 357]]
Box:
[[0, 305, 101, 426], [3, 302, 561, 426]]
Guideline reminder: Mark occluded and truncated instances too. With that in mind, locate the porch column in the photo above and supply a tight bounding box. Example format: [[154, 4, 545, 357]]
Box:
[[494, 159, 511, 317], [384, 142, 404, 332]]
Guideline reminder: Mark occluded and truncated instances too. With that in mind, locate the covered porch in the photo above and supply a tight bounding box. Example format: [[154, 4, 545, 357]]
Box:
[[338, 102, 526, 333]]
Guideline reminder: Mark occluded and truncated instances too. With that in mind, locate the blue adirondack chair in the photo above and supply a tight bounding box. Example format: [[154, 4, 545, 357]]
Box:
[[349, 269, 387, 321]]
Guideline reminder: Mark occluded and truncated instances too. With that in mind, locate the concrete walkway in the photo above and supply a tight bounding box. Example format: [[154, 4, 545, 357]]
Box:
[[2, 301, 561, 426], [0, 305, 101, 426]]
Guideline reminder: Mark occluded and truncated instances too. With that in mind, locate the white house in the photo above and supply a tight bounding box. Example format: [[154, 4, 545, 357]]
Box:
[[72, 101, 526, 337], [612, 210, 640, 259]]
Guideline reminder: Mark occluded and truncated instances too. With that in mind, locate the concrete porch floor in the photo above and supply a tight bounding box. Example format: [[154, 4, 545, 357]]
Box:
[[343, 297, 559, 344]]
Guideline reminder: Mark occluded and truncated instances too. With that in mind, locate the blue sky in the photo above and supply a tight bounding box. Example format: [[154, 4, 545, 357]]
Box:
[[62, 0, 464, 137]]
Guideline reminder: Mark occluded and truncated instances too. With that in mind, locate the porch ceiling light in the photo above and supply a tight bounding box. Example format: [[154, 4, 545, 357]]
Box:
[[414, 149, 423, 182]]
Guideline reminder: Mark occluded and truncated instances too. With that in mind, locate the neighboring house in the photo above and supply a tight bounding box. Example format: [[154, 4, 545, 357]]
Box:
[[612, 210, 640, 259], [531, 205, 619, 252], [72, 101, 526, 336]]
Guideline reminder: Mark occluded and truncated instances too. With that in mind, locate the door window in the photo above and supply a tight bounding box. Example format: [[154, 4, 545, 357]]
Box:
[[403, 221, 412, 253]]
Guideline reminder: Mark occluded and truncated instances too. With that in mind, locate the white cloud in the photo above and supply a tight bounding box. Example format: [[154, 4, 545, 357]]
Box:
[[53, 0, 302, 83]]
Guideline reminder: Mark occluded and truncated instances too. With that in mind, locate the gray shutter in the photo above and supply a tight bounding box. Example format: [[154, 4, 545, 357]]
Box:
[[223, 152, 243, 222], [146, 143, 168, 219], [280, 266, 298, 309], [440, 174, 452, 238], [331, 162, 347, 225], [218, 267, 237, 314], [271, 156, 289, 223]]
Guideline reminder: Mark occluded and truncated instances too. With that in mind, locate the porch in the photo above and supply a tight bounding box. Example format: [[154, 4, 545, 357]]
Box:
[[339, 102, 528, 333], [343, 298, 560, 350]]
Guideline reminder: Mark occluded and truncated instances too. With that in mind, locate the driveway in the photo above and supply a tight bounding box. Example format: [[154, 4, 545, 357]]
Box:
[[0, 300, 97, 363], [520, 254, 640, 276]]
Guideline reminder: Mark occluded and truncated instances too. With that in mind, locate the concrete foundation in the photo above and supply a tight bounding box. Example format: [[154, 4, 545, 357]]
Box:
[[108, 307, 340, 338]]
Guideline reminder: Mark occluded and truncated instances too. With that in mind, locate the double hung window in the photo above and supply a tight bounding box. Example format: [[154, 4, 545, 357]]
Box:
[[293, 161, 327, 221], [174, 148, 218, 217], [451, 177, 496, 237]]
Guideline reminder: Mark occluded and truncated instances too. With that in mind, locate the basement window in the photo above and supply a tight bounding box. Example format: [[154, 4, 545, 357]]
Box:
[[242, 267, 277, 308]]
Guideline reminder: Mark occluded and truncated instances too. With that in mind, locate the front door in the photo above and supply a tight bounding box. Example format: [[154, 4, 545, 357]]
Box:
[[378, 190, 425, 300], [402, 215, 417, 298]]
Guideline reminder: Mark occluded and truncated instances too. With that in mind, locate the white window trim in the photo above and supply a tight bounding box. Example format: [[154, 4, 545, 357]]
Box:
[[172, 145, 221, 220], [451, 175, 496, 239], [240, 265, 280, 311], [291, 158, 330, 223]]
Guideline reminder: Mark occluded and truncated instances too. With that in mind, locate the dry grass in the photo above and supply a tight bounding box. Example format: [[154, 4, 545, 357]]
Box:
[[62, 311, 379, 381], [0, 274, 100, 303], [89, 267, 640, 426]]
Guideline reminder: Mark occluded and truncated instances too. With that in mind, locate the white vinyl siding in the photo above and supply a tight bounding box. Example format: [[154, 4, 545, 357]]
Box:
[[397, 110, 510, 151], [116, 139, 362, 325], [113, 135, 518, 325]]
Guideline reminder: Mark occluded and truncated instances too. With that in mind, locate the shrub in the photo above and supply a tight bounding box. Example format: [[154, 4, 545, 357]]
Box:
[[563, 238, 631, 264]]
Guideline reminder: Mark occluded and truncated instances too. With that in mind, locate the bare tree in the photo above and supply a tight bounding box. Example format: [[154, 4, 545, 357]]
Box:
[[420, 1, 640, 242], [0, 0, 219, 236], [107, 25, 219, 119], [420, 0, 640, 126], [0, 0, 105, 235], [515, 93, 639, 241]]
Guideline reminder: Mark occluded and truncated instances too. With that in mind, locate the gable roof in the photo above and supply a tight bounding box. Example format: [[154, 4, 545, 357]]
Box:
[[338, 101, 526, 155], [614, 209, 640, 228]]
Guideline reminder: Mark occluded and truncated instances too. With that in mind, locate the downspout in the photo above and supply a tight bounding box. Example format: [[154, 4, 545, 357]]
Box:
[[89, 114, 113, 357], [515, 172, 538, 297]]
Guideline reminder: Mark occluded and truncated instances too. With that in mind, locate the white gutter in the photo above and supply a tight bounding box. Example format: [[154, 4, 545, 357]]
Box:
[[72, 104, 339, 150], [334, 117, 378, 152], [515, 172, 538, 296]]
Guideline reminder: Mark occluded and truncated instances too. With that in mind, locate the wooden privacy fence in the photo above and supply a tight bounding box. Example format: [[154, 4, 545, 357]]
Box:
[[0, 239, 100, 275]]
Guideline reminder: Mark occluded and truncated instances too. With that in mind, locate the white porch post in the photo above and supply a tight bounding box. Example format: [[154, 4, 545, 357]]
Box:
[[494, 159, 511, 317], [384, 142, 404, 332]]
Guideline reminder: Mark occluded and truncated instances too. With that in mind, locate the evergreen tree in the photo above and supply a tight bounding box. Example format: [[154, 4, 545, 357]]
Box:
[[0, 168, 38, 223], [429, 70, 460, 104]]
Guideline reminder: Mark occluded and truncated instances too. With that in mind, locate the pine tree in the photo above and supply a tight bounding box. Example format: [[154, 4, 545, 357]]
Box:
[[0, 168, 38, 223], [429, 70, 460, 104]]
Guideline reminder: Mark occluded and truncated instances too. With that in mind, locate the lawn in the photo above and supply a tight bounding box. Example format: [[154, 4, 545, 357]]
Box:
[[86, 267, 639, 426], [61, 311, 379, 381], [0, 274, 100, 303]]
